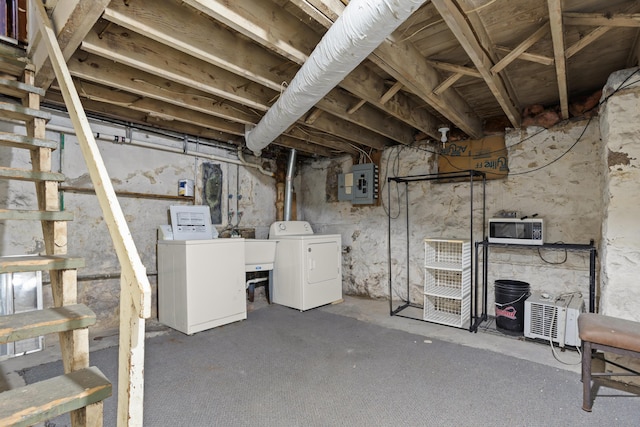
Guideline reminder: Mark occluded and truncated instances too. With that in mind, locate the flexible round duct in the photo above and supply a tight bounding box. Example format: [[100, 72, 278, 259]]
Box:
[[245, 0, 426, 156]]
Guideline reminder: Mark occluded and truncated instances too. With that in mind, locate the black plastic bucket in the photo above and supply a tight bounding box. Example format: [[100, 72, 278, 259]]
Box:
[[494, 280, 531, 335]]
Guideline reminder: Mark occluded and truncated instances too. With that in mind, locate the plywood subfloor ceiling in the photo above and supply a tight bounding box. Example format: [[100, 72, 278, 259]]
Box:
[[30, 0, 640, 158]]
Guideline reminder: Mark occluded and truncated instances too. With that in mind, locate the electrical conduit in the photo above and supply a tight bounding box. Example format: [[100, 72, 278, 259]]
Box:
[[284, 148, 296, 221], [45, 123, 274, 177]]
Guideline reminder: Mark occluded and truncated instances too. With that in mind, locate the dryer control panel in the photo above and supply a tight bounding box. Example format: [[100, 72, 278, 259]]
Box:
[[269, 221, 314, 237]]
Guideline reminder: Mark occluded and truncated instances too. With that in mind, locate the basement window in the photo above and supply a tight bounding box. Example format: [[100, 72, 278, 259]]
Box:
[[0, 0, 27, 46]]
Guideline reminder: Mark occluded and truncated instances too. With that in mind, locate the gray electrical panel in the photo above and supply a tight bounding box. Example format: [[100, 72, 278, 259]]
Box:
[[351, 163, 379, 205]]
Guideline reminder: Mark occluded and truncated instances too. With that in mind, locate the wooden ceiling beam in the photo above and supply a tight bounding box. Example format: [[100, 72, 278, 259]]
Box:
[[494, 46, 554, 66], [304, 108, 324, 125], [547, 0, 570, 119], [296, 0, 484, 139], [272, 135, 340, 158], [45, 91, 244, 145], [314, 90, 415, 145], [80, 28, 389, 151], [566, 27, 611, 58], [49, 84, 344, 158], [65, 60, 359, 157], [378, 81, 404, 105], [426, 60, 481, 78], [187, 0, 439, 140], [491, 23, 549, 74], [68, 53, 259, 125], [32, 0, 110, 89], [81, 29, 276, 111], [431, 0, 521, 128], [339, 67, 440, 139], [62, 80, 247, 135], [283, 126, 361, 155], [182, 0, 317, 64], [104, 0, 408, 146], [433, 73, 464, 95], [347, 99, 367, 115], [563, 13, 640, 27], [566, 4, 640, 59], [104, 0, 290, 92]]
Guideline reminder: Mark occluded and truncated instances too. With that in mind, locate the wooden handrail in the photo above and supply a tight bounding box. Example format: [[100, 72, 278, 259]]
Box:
[[31, 1, 151, 318], [31, 1, 151, 425]]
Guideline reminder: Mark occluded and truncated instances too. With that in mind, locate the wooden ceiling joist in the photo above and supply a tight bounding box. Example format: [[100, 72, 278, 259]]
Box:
[[183, 0, 316, 64], [547, 0, 570, 119], [105, 0, 412, 146], [51, 87, 343, 158], [431, 0, 521, 128], [65, 80, 246, 136], [81, 29, 390, 150], [45, 91, 245, 150], [81, 29, 276, 111], [273, 135, 339, 158], [103, 0, 293, 92], [494, 46, 554, 66], [426, 60, 481, 78], [298, 0, 484, 139], [566, 27, 612, 58], [563, 13, 640, 27], [566, 4, 640, 59], [33, 0, 110, 89], [183, 0, 440, 140], [30, 0, 639, 159], [346, 99, 367, 115], [378, 81, 404, 105], [433, 73, 464, 95], [68, 54, 259, 125], [491, 23, 549, 74]]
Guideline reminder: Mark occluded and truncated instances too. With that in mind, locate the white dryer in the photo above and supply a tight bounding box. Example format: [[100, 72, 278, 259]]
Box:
[[269, 221, 342, 311]]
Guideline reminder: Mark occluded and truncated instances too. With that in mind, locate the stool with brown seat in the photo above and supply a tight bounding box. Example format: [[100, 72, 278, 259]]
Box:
[[578, 312, 640, 411]]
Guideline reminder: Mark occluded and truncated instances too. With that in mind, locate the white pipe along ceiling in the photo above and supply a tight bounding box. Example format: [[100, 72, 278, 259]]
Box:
[[244, 0, 427, 156]]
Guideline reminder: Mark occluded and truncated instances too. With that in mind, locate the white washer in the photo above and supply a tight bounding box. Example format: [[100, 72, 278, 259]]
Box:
[[269, 221, 342, 311]]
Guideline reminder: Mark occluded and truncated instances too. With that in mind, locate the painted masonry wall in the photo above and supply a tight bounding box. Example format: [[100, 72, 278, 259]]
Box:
[[599, 68, 640, 321], [298, 118, 603, 315], [598, 67, 640, 384], [0, 109, 276, 334]]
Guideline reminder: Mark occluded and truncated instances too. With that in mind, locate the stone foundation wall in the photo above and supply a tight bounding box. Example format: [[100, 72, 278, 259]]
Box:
[[0, 110, 276, 334], [298, 118, 603, 315]]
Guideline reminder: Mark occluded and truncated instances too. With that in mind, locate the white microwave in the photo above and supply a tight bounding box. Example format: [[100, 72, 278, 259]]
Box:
[[488, 218, 544, 245]]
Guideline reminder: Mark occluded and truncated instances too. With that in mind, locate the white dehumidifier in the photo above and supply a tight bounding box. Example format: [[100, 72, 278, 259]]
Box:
[[524, 291, 585, 348]]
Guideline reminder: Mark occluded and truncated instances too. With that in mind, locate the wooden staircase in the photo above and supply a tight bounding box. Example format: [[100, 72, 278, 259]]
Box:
[[0, 50, 111, 426]]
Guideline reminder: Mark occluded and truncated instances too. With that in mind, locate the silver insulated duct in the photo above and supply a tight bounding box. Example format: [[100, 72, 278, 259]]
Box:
[[284, 149, 297, 221], [245, 0, 426, 156]]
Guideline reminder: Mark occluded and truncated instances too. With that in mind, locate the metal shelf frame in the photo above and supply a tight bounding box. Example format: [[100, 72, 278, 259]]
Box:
[[387, 170, 486, 332], [475, 239, 598, 319]]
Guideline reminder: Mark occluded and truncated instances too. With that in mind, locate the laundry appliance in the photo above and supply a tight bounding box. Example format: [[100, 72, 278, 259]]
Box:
[[269, 221, 342, 311]]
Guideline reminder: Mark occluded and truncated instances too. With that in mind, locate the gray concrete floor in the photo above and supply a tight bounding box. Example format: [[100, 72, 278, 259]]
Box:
[[3, 291, 632, 427], [321, 295, 584, 374], [1, 292, 583, 384]]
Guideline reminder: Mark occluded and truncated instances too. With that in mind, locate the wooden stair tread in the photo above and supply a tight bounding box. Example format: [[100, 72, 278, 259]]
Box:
[[0, 255, 85, 274], [0, 78, 46, 98], [0, 304, 96, 344], [0, 102, 51, 122], [0, 51, 29, 77], [0, 166, 65, 182], [0, 366, 112, 427], [0, 131, 58, 150], [0, 209, 73, 221]]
